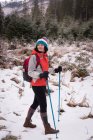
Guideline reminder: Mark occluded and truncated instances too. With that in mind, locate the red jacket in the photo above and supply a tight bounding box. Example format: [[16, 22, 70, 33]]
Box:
[[31, 50, 49, 86]]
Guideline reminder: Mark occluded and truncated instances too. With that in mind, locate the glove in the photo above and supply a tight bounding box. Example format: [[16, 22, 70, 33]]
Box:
[[54, 66, 62, 73], [39, 71, 49, 79]]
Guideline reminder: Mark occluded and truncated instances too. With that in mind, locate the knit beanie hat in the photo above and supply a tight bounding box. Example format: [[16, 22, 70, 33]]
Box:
[[36, 38, 48, 52]]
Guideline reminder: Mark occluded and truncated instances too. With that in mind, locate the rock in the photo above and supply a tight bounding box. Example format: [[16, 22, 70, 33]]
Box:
[[0, 116, 6, 120], [2, 79, 5, 83], [1, 135, 18, 140], [11, 77, 20, 84], [0, 125, 6, 130]]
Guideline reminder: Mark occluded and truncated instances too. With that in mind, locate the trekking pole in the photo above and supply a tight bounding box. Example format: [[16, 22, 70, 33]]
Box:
[[58, 72, 61, 122], [47, 80, 58, 139]]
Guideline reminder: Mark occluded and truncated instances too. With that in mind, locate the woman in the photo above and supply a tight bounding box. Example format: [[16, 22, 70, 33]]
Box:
[[23, 38, 62, 134]]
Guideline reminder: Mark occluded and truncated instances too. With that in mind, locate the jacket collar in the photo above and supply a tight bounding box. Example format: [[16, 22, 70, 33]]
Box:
[[31, 49, 47, 57]]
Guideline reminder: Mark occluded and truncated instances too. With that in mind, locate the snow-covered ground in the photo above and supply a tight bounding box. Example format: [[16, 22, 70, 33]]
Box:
[[0, 44, 93, 140]]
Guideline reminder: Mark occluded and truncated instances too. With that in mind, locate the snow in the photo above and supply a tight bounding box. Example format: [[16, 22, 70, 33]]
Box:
[[0, 47, 93, 140]]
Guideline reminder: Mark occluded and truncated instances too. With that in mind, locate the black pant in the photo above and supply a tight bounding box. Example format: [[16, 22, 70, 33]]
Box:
[[31, 86, 47, 113]]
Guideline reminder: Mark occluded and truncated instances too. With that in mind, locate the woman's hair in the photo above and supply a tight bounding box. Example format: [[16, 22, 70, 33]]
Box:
[[35, 45, 48, 53]]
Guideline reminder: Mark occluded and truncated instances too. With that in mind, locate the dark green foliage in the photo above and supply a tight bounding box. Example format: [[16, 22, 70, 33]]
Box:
[[1, 0, 93, 41], [5, 15, 33, 41], [45, 19, 58, 39], [79, 19, 93, 39], [4, 14, 46, 41], [58, 16, 93, 40], [31, 20, 46, 40]]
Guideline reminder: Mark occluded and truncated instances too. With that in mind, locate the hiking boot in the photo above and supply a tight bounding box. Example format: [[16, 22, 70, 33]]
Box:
[[45, 123, 59, 135], [40, 112, 59, 135], [23, 118, 36, 128]]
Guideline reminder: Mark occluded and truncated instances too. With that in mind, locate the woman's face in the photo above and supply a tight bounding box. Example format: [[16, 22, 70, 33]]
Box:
[[37, 44, 45, 52]]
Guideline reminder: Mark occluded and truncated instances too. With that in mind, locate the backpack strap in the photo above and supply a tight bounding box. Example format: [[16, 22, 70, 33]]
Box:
[[36, 54, 40, 68], [23, 57, 30, 72], [32, 54, 42, 70]]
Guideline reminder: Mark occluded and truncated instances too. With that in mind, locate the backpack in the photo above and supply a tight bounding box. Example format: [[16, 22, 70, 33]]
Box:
[[23, 54, 40, 82]]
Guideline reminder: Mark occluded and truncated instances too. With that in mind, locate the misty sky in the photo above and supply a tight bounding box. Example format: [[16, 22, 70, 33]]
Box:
[[0, 0, 23, 2]]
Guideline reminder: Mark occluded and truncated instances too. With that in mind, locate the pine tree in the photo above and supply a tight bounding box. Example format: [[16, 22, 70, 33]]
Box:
[[40, 0, 44, 14], [75, 0, 81, 20], [75, 0, 93, 21], [73, 0, 77, 19], [81, 0, 88, 21], [31, 0, 46, 40], [55, 0, 63, 22], [31, 0, 42, 22], [61, 0, 73, 20], [45, 0, 57, 20], [23, 0, 28, 16], [86, 0, 93, 20], [0, 2, 4, 36], [44, 0, 59, 38]]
